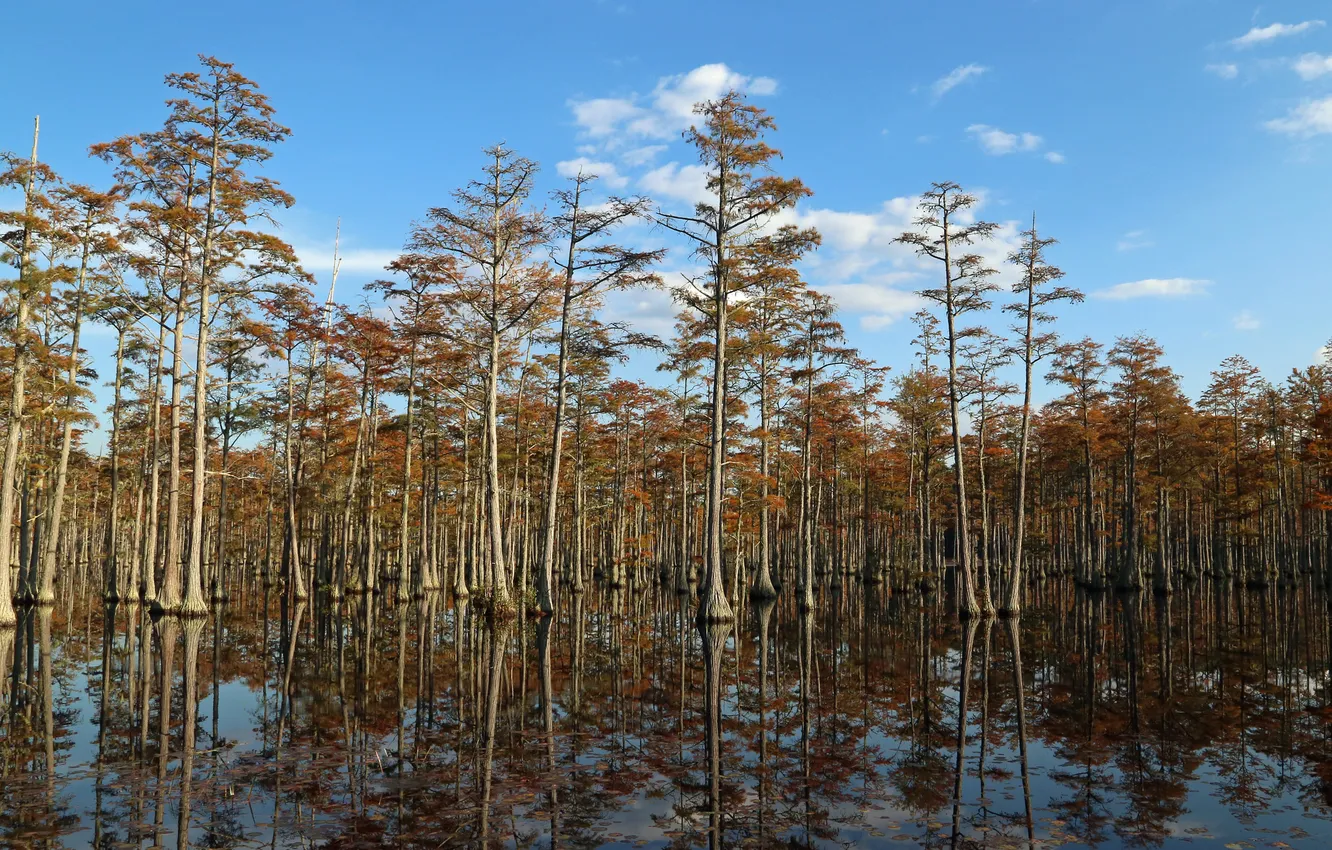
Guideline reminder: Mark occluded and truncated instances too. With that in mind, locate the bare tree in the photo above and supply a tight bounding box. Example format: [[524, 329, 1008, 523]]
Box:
[[1002, 216, 1080, 614], [537, 172, 661, 614], [405, 144, 552, 617], [897, 182, 998, 619]]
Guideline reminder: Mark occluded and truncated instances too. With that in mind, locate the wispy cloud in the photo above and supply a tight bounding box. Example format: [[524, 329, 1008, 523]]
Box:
[[1093, 278, 1211, 300], [1044, 151, 1066, 164], [1116, 230, 1153, 252], [967, 124, 1043, 155], [1232, 310, 1261, 330], [1294, 53, 1332, 80], [930, 64, 989, 99], [1231, 20, 1325, 48], [556, 157, 628, 188], [620, 144, 666, 167], [602, 287, 683, 339], [295, 245, 398, 275], [1266, 96, 1332, 136], [1205, 62, 1239, 79]]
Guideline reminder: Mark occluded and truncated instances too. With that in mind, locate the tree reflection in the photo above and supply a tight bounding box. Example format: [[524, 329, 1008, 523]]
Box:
[[6, 580, 1332, 847]]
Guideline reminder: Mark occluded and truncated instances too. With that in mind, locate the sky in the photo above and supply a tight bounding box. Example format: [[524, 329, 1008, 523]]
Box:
[[4, 0, 1332, 419]]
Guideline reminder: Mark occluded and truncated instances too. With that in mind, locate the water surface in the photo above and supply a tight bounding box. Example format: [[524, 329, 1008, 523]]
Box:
[[3, 581, 1331, 848]]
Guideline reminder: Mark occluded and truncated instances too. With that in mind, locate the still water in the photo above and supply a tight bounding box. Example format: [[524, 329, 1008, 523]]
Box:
[[3, 581, 1331, 848]]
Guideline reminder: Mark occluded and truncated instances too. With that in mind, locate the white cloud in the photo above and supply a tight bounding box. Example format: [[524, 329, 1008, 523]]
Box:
[[570, 97, 641, 137], [1231, 20, 1325, 48], [567, 67, 1033, 339], [794, 200, 917, 251], [556, 157, 628, 188], [570, 63, 778, 145], [768, 194, 1025, 327], [1044, 151, 1066, 164], [1092, 278, 1211, 300], [1265, 96, 1332, 136], [930, 64, 989, 100], [1116, 230, 1153, 252], [602, 286, 680, 338], [820, 283, 924, 330], [1294, 53, 1332, 80], [1232, 310, 1260, 330], [633, 64, 776, 136], [295, 245, 398, 275], [1205, 62, 1240, 79], [639, 162, 711, 205], [967, 124, 1043, 155], [620, 144, 667, 167]]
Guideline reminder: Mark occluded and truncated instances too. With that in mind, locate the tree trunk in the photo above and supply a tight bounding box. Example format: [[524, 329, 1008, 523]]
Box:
[[0, 118, 39, 627]]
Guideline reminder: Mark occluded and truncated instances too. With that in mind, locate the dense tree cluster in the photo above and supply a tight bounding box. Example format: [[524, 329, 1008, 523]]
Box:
[[2, 55, 1330, 632]]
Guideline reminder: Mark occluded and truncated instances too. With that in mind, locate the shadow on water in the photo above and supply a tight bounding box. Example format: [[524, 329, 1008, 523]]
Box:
[[3, 578, 1332, 847]]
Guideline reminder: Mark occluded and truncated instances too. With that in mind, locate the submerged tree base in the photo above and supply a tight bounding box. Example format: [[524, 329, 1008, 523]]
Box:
[[696, 588, 735, 623], [749, 575, 779, 601]]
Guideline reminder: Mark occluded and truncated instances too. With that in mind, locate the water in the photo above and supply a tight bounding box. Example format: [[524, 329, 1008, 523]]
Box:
[[3, 581, 1332, 848]]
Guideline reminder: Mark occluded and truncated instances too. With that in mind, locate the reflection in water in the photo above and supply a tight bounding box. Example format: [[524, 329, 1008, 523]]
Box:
[[950, 619, 977, 847], [177, 617, 203, 850], [699, 617, 732, 850], [2, 581, 1332, 847], [753, 596, 776, 845], [1008, 618, 1035, 847]]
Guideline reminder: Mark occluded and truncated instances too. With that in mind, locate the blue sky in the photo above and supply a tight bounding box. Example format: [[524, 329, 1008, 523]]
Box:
[[5, 0, 1332, 408]]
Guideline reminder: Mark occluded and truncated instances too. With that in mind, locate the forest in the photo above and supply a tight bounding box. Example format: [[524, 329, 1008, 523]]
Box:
[[2, 54, 1332, 848], [1, 55, 1328, 626]]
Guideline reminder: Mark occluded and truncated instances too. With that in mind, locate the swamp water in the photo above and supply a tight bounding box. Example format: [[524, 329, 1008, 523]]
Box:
[[3, 581, 1332, 848]]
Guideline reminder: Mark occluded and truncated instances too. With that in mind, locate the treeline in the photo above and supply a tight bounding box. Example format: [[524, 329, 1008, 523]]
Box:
[[1, 55, 1329, 627]]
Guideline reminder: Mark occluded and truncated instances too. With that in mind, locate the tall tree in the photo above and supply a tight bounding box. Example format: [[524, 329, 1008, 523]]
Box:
[[0, 118, 54, 623], [369, 260, 451, 602], [36, 185, 120, 604], [406, 144, 552, 616], [537, 171, 660, 614], [94, 55, 300, 615], [1200, 354, 1263, 583], [787, 289, 853, 610], [959, 330, 1015, 612], [1109, 334, 1174, 590], [169, 56, 298, 616], [93, 117, 199, 613], [734, 228, 808, 599], [1049, 338, 1109, 588], [894, 310, 949, 586], [99, 290, 141, 602], [897, 182, 999, 618], [849, 357, 891, 585], [655, 91, 818, 622], [256, 281, 322, 604], [1002, 216, 1080, 614]]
